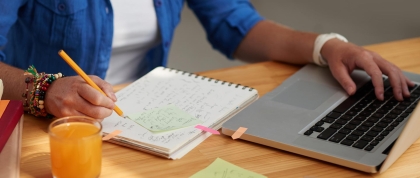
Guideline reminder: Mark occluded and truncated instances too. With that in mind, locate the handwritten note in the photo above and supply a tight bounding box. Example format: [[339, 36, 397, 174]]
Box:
[[190, 158, 267, 178], [101, 67, 258, 151], [128, 105, 202, 132]]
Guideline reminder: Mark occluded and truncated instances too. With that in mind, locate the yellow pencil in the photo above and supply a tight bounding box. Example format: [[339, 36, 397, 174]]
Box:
[[58, 50, 124, 117]]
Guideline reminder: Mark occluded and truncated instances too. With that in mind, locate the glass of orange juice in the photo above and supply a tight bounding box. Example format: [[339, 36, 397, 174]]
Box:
[[48, 116, 102, 178]]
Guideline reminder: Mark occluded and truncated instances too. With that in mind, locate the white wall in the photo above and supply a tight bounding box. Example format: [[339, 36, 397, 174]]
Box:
[[168, 0, 420, 72]]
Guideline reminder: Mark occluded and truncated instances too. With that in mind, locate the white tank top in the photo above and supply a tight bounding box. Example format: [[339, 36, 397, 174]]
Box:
[[106, 0, 161, 85]]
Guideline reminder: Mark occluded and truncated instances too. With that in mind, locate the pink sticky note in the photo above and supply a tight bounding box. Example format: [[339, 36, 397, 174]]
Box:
[[195, 125, 220, 135]]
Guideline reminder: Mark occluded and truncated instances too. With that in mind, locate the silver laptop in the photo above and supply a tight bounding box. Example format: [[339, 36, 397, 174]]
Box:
[[221, 64, 420, 173]]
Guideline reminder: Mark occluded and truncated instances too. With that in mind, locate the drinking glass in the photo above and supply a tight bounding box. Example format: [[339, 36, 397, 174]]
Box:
[[48, 116, 102, 178]]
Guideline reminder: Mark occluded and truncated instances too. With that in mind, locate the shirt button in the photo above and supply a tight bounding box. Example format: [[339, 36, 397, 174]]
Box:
[[164, 41, 170, 48], [156, 0, 162, 7], [105, 7, 109, 14], [58, 3, 66, 11]]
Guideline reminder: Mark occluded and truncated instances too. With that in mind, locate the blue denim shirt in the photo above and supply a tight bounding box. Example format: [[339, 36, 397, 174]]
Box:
[[0, 0, 263, 79]]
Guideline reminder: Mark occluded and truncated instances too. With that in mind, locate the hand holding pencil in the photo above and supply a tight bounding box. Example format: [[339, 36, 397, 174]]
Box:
[[39, 50, 124, 119]]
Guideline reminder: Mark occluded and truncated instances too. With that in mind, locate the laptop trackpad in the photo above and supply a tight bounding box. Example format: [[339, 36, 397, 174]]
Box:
[[272, 80, 339, 110]]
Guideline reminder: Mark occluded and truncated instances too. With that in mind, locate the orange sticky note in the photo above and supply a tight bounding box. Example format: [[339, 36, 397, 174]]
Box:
[[0, 100, 10, 119], [231, 127, 248, 139], [102, 130, 122, 140]]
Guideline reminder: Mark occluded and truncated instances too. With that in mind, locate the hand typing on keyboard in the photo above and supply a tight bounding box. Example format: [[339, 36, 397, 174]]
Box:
[[321, 39, 414, 101]]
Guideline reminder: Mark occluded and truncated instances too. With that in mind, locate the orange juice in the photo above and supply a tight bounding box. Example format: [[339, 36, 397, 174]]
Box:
[[49, 121, 102, 178]]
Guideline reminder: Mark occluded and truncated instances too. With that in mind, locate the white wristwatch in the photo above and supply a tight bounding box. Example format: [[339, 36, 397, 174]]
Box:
[[312, 33, 348, 67]]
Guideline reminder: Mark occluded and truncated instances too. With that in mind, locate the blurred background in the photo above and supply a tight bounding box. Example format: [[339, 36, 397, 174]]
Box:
[[167, 0, 420, 72]]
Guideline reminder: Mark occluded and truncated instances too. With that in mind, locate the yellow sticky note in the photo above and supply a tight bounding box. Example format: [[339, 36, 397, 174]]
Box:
[[190, 158, 267, 178]]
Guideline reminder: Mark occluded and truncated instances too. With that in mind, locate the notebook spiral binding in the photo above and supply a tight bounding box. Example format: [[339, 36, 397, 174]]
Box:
[[164, 67, 255, 91]]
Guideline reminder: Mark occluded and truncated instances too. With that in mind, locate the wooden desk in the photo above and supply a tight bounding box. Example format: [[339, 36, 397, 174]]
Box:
[[20, 38, 420, 178]]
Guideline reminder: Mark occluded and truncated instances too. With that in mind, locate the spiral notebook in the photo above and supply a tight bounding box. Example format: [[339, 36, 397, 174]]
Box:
[[101, 66, 259, 159]]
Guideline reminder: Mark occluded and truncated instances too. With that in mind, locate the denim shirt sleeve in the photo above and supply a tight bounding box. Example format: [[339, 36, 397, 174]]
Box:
[[187, 0, 264, 59], [0, 0, 28, 61]]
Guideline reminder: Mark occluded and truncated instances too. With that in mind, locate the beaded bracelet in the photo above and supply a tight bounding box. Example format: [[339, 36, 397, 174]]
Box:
[[22, 77, 33, 108], [24, 65, 64, 118]]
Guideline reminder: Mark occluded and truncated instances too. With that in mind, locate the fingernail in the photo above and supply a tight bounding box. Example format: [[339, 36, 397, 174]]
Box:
[[347, 86, 354, 95]]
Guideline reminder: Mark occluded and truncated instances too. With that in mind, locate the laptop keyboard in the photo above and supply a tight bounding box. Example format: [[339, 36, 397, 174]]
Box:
[[304, 78, 420, 151]]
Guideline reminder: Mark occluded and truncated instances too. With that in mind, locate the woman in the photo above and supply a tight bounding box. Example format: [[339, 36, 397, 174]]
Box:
[[0, 0, 413, 119]]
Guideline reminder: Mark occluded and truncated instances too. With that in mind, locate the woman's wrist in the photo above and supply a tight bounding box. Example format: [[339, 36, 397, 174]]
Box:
[[24, 65, 64, 118], [313, 33, 348, 66]]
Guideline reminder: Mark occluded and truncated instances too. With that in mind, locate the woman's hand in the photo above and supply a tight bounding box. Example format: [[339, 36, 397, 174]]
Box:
[[322, 39, 414, 101], [44, 75, 117, 119]]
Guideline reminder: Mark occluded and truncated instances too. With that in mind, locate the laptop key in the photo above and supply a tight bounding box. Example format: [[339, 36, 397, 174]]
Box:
[[364, 145, 375, 151], [400, 113, 409, 118], [381, 118, 393, 123], [345, 111, 357, 116], [353, 140, 369, 149], [375, 135, 384, 141], [344, 124, 357, 130], [361, 135, 374, 141], [385, 114, 398, 119], [350, 107, 362, 112], [396, 117, 405, 122], [335, 119, 348, 125], [359, 111, 371, 117], [304, 130, 313, 136], [315, 121, 324, 126], [333, 98, 359, 113], [375, 109, 387, 114], [376, 122, 389, 128], [372, 113, 384, 118], [354, 116, 367, 121], [338, 128, 351, 134], [405, 108, 414, 113], [381, 131, 390, 136], [329, 123, 342, 129], [351, 130, 364, 136], [340, 139, 354, 146], [371, 126, 383, 132], [362, 121, 374, 127], [341, 115, 353, 120], [356, 126, 369, 132], [366, 117, 379, 123], [391, 110, 402, 115], [366, 131, 379, 137], [391, 122, 399, 127], [395, 105, 407, 110], [329, 133, 346, 143], [346, 135, 359, 141], [400, 101, 411, 106], [386, 126, 394, 131], [310, 126, 324, 132], [327, 112, 342, 119], [349, 120, 361, 125], [322, 117, 335, 123], [317, 128, 337, 140], [370, 140, 380, 146]]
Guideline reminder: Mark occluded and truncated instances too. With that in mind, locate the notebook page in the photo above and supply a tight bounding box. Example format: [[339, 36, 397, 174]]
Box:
[[102, 67, 257, 152]]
